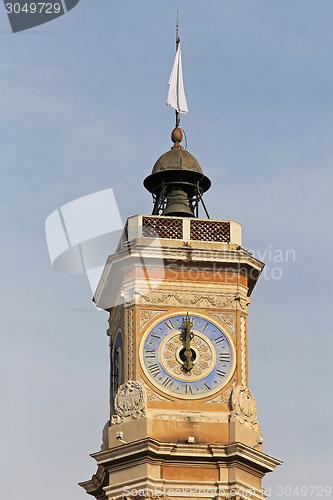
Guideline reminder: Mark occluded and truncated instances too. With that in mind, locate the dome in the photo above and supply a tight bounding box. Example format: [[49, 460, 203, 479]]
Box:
[[144, 127, 211, 196], [152, 146, 203, 175]]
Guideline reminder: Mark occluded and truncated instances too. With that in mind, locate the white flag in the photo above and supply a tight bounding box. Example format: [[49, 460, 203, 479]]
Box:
[[167, 43, 188, 114]]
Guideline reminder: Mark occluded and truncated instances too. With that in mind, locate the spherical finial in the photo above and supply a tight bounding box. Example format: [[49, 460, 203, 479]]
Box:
[[171, 127, 183, 145]]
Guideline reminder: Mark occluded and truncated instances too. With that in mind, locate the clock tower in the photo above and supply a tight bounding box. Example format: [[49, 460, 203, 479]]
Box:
[[79, 126, 281, 500]]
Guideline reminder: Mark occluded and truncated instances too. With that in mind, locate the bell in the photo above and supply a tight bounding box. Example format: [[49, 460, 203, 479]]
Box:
[[143, 127, 211, 217], [163, 188, 194, 217]]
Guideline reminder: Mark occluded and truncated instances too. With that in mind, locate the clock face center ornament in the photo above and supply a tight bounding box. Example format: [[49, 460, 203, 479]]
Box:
[[160, 329, 216, 382]]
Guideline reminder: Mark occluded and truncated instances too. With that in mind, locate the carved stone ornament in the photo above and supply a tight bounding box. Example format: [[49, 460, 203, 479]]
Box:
[[129, 494, 164, 500], [107, 304, 124, 338], [111, 414, 123, 425], [234, 293, 251, 312], [121, 288, 137, 304], [140, 378, 172, 402], [114, 381, 147, 419], [140, 309, 166, 328], [207, 380, 236, 404], [210, 313, 235, 334], [231, 385, 259, 430]]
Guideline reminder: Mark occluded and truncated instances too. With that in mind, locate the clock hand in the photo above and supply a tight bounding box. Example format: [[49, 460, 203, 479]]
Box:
[[182, 313, 193, 371]]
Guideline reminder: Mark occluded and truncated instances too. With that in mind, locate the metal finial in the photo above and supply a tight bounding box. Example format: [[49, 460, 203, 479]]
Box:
[[176, 10, 179, 45], [176, 10, 180, 128]]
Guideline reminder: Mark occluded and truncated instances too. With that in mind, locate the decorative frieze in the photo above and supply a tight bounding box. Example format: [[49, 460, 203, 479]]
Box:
[[153, 412, 229, 424], [130, 494, 165, 500], [122, 287, 250, 312], [139, 291, 249, 311]]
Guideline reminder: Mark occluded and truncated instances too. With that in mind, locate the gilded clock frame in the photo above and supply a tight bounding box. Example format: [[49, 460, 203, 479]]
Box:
[[139, 310, 236, 400]]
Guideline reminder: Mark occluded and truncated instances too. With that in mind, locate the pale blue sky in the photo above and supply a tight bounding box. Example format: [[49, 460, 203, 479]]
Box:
[[1, 1, 333, 499]]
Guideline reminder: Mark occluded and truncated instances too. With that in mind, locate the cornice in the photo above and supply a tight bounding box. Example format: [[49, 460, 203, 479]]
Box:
[[102, 242, 264, 270], [90, 437, 282, 474], [78, 464, 107, 495]]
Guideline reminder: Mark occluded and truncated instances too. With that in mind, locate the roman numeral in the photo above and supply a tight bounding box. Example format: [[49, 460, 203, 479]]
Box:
[[214, 336, 225, 344], [216, 370, 226, 378], [164, 320, 175, 330], [185, 384, 193, 394], [204, 383, 211, 391], [202, 322, 209, 332], [150, 334, 161, 340], [145, 350, 156, 358], [219, 352, 230, 363], [162, 377, 173, 389], [148, 363, 161, 377]]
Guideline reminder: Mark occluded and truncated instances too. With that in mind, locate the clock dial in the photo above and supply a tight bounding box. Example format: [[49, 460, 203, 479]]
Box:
[[140, 314, 235, 399]]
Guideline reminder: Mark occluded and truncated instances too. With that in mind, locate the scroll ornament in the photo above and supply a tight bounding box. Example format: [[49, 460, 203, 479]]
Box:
[[113, 381, 147, 423], [231, 385, 260, 431]]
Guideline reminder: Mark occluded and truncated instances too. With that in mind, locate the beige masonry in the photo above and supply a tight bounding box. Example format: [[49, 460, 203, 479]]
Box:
[[80, 215, 281, 500]]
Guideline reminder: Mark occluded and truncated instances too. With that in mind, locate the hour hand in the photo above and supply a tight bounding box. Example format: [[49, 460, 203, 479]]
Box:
[[182, 313, 193, 371]]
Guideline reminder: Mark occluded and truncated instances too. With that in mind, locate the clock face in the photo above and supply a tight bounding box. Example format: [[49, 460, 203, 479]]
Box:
[[140, 314, 235, 399]]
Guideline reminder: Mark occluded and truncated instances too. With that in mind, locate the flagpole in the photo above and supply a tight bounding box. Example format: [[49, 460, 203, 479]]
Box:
[[176, 10, 180, 128], [167, 11, 188, 124]]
